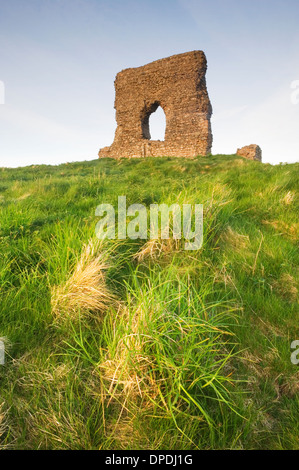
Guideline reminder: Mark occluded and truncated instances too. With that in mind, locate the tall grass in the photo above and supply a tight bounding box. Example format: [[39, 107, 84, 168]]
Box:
[[0, 155, 298, 449]]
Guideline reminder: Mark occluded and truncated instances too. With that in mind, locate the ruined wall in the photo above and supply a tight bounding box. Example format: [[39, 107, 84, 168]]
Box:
[[99, 51, 213, 159], [237, 145, 262, 161]]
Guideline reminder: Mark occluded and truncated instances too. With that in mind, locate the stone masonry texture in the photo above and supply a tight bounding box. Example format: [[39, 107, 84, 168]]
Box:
[[236, 144, 262, 161], [98, 51, 213, 159]]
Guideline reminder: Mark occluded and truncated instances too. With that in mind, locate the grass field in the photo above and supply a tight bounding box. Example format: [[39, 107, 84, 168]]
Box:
[[0, 154, 298, 450]]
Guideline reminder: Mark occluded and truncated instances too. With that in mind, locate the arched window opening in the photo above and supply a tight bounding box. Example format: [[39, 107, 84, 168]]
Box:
[[141, 103, 166, 141], [148, 106, 166, 141]]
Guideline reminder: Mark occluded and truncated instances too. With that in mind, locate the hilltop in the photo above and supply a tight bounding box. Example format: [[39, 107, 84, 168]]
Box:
[[0, 154, 298, 449]]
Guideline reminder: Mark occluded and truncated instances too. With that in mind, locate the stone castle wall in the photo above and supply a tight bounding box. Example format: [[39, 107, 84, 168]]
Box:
[[99, 51, 213, 159], [237, 144, 262, 161]]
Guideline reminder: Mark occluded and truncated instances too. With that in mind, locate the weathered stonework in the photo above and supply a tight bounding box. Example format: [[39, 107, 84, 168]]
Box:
[[237, 144, 262, 162], [99, 51, 213, 159]]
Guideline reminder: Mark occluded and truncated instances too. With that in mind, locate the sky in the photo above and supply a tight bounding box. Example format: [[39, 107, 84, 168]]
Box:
[[0, 0, 299, 167]]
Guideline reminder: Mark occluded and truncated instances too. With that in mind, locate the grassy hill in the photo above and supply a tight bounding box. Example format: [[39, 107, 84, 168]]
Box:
[[0, 154, 298, 450]]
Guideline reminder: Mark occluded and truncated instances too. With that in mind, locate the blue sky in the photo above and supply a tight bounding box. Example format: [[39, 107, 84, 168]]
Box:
[[0, 0, 298, 167]]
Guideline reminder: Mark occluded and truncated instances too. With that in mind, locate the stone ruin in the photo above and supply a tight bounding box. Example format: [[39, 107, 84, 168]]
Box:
[[237, 144, 262, 161], [99, 51, 213, 159]]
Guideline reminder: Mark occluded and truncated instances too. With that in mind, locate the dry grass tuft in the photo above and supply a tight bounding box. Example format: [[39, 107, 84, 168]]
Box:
[[100, 304, 159, 404], [174, 164, 188, 172], [272, 273, 298, 302], [278, 372, 299, 398], [211, 183, 232, 200], [133, 237, 181, 262], [6, 349, 96, 449], [51, 239, 115, 320], [29, 409, 91, 449], [17, 193, 32, 201], [262, 220, 298, 241], [280, 191, 295, 205], [241, 351, 271, 382], [220, 226, 250, 253], [98, 303, 160, 447], [0, 402, 10, 449], [214, 262, 241, 293], [234, 159, 245, 166]]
